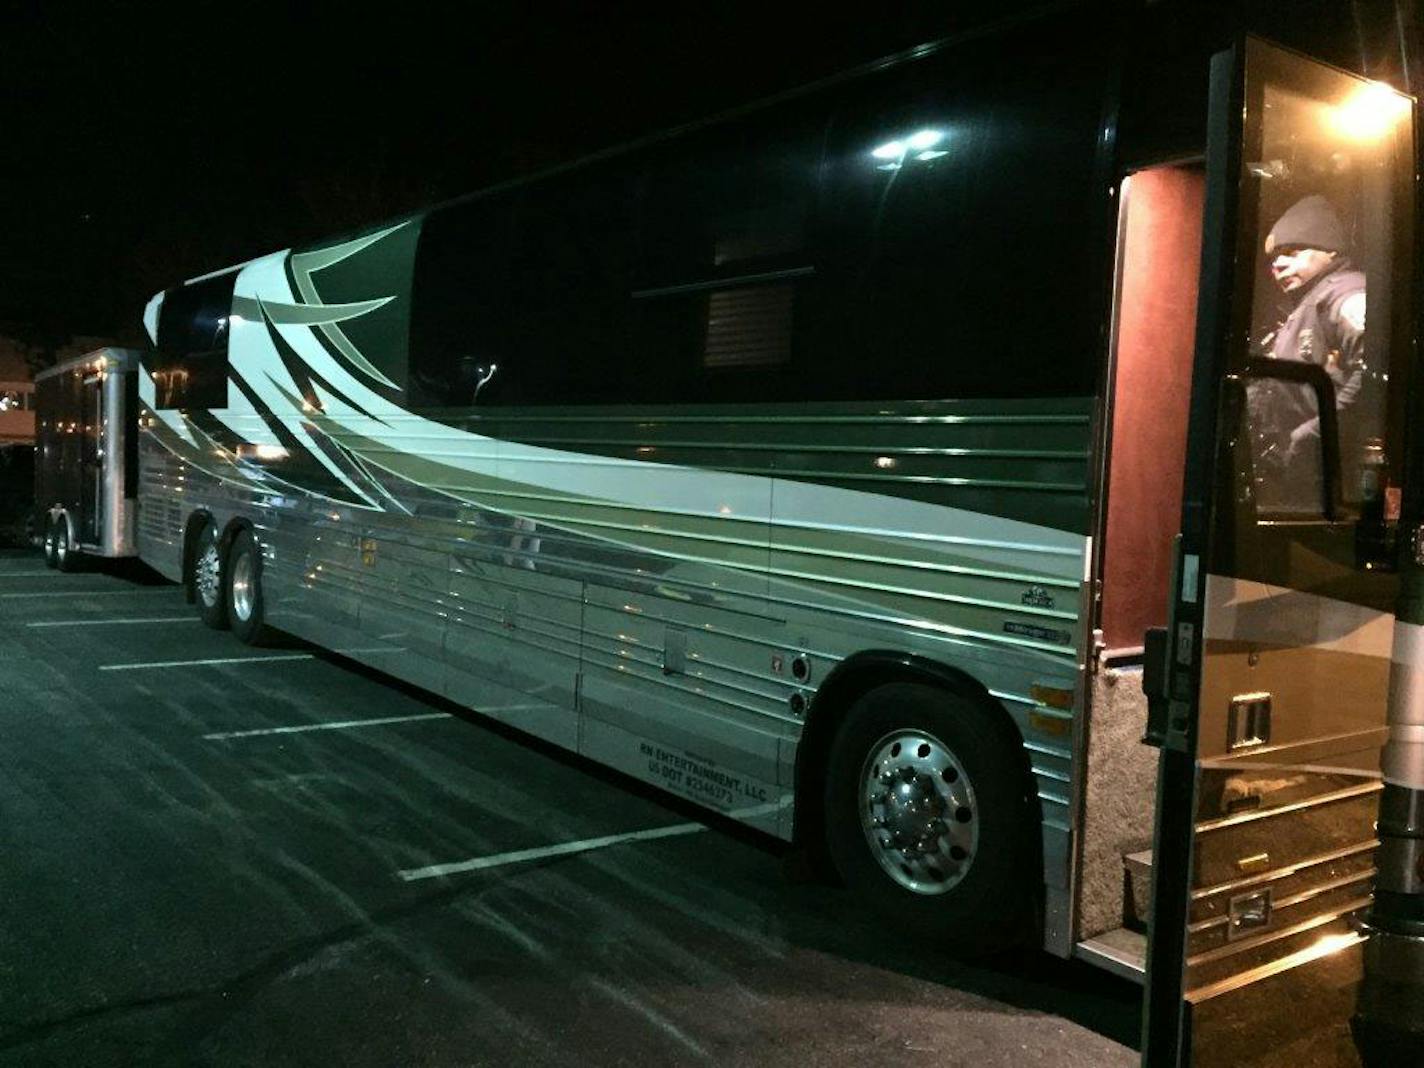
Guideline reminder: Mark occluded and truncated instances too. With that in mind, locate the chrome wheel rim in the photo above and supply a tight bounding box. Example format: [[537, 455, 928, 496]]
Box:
[[55, 526, 67, 564], [196, 542, 221, 609], [230, 549, 254, 622], [859, 728, 979, 896]]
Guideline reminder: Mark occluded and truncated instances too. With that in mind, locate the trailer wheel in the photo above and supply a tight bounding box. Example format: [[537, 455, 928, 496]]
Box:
[[823, 681, 1036, 955], [54, 519, 80, 573], [193, 521, 229, 630], [226, 529, 269, 645], [42, 518, 58, 569]]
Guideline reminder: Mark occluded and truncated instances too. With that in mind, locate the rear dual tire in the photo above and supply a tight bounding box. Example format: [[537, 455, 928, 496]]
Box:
[[52, 519, 80, 573], [42, 519, 58, 569], [194, 521, 228, 630], [225, 529, 269, 646]]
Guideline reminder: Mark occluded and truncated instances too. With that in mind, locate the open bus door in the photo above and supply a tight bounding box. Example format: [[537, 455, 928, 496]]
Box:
[[1141, 38, 1420, 1068]]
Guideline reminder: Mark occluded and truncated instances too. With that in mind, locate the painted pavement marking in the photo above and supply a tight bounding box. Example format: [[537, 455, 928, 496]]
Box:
[[204, 712, 450, 741], [396, 801, 787, 883], [99, 653, 316, 672], [2, 589, 174, 599], [28, 616, 199, 628]]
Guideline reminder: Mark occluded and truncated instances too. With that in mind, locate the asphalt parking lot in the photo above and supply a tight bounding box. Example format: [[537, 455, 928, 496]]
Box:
[[0, 548, 1140, 1067]]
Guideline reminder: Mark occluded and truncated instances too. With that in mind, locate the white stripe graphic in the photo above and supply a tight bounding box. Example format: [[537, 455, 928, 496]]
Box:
[[100, 654, 315, 671], [28, 617, 199, 628], [204, 712, 448, 740]]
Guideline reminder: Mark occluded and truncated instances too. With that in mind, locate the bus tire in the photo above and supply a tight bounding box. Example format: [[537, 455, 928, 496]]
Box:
[[42, 518, 59, 569], [193, 520, 228, 630], [54, 518, 80, 573], [823, 681, 1036, 955], [226, 529, 269, 645]]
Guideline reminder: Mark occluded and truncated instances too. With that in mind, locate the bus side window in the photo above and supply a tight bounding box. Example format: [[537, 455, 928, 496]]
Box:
[[408, 200, 520, 409], [627, 104, 825, 405], [505, 170, 637, 406], [152, 273, 236, 410], [809, 17, 1109, 404]]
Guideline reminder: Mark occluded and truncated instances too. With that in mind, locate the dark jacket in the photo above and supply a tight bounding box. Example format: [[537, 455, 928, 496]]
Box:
[[1265, 258, 1367, 438]]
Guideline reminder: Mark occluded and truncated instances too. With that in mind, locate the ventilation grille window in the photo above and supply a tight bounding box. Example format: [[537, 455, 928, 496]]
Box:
[[703, 284, 793, 369]]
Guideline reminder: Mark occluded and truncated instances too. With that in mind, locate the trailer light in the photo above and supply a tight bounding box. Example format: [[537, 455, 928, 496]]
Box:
[[1030, 684, 1075, 711]]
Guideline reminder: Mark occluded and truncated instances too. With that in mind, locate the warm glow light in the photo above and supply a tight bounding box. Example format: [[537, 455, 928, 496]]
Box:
[[1307, 932, 1361, 958], [236, 443, 289, 462], [1332, 81, 1409, 141]]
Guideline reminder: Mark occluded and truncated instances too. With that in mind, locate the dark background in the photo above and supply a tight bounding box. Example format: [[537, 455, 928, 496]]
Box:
[[0, 2, 1019, 358], [2, 1, 1417, 364]]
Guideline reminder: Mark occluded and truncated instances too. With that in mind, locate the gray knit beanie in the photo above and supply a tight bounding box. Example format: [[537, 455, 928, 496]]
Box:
[[1264, 195, 1347, 254]]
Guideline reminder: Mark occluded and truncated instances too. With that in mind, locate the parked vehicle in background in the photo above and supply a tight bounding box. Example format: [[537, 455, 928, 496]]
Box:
[[32, 349, 141, 570]]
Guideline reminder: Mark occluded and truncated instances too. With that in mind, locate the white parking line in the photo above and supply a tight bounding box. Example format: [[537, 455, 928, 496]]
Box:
[[396, 821, 710, 882], [28, 616, 199, 628], [397, 799, 787, 883], [204, 712, 449, 740], [0, 570, 59, 577], [100, 653, 316, 671], [2, 589, 173, 599]]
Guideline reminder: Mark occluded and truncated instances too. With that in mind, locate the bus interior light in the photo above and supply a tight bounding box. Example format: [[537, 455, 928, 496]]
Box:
[[1331, 81, 1409, 141]]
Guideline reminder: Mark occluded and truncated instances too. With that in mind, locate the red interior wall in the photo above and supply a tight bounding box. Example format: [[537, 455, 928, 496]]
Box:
[[1101, 167, 1204, 652]]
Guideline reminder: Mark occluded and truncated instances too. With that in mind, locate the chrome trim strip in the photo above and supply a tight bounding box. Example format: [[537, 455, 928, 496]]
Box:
[[1195, 781, 1383, 834], [632, 266, 816, 299], [1185, 897, 1372, 969], [1187, 931, 1368, 1005], [1190, 839, 1379, 901], [1188, 869, 1377, 933]]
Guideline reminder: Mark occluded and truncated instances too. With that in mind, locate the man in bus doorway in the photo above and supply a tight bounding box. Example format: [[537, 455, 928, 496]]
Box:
[[1252, 193, 1367, 511]]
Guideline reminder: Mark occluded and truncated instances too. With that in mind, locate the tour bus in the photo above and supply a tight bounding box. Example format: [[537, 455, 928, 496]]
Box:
[[33, 349, 141, 570], [120, 4, 1422, 1064]]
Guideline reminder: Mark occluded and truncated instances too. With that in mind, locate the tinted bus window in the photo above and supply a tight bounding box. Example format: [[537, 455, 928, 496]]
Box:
[[152, 273, 236, 409], [807, 17, 1110, 401], [627, 105, 827, 404], [408, 199, 521, 408]]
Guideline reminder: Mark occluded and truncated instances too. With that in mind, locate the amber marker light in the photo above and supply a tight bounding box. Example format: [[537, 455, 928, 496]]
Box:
[[1030, 683, 1075, 711]]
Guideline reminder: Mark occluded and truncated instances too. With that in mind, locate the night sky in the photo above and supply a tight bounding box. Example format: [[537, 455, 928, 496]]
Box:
[[2, 3, 986, 353]]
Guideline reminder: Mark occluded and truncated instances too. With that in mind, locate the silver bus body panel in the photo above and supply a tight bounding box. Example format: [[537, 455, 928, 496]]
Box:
[[135, 243, 1095, 954]]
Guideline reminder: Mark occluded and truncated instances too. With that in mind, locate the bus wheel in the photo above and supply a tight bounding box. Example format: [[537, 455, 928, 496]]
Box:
[[42, 518, 58, 569], [193, 522, 229, 630], [54, 520, 80, 573], [823, 681, 1035, 955], [226, 529, 269, 645]]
